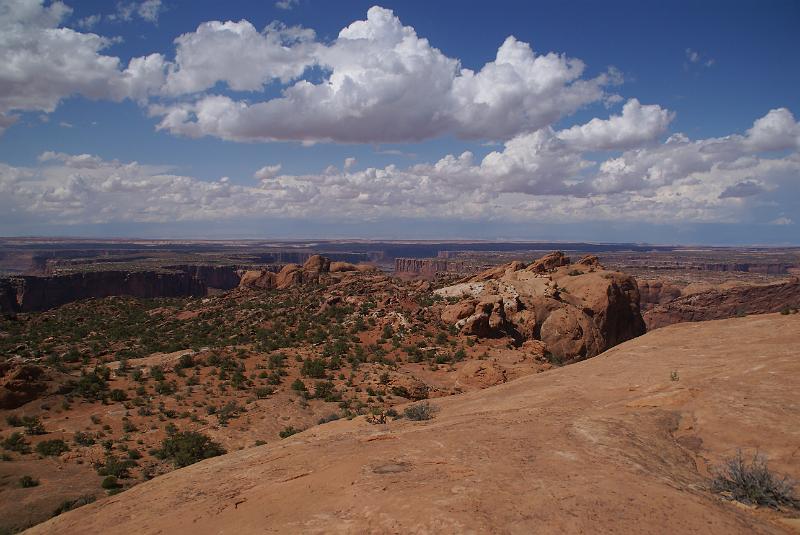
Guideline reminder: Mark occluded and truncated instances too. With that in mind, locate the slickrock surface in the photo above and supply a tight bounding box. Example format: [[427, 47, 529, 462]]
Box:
[[29, 314, 800, 534]]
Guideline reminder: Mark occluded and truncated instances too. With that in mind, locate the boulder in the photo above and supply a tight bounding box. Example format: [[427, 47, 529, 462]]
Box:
[[441, 301, 476, 324], [303, 255, 331, 274], [238, 270, 277, 289], [526, 251, 570, 273]]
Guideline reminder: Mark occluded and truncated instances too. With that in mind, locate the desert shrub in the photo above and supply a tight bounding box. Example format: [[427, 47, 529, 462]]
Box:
[[404, 401, 435, 421], [110, 389, 128, 402], [5, 414, 22, 427], [177, 353, 194, 368], [155, 431, 225, 467], [101, 475, 120, 489], [73, 369, 109, 400], [279, 426, 301, 438], [255, 386, 274, 399], [712, 451, 798, 509], [391, 386, 410, 398], [317, 413, 340, 425], [22, 416, 46, 435], [2, 432, 31, 453], [314, 380, 341, 402], [301, 358, 327, 378], [73, 431, 96, 446], [36, 439, 69, 456], [52, 495, 96, 517], [291, 378, 307, 392], [19, 475, 39, 488], [96, 454, 136, 478]]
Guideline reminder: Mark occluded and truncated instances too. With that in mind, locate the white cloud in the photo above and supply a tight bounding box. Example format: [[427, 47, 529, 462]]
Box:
[[745, 107, 800, 151], [150, 7, 616, 143], [1, 108, 797, 227], [769, 217, 793, 225], [344, 157, 356, 170], [254, 164, 282, 180], [556, 98, 674, 150], [275, 0, 299, 10], [162, 20, 316, 95], [108, 0, 162, 23], [0, 0, 166, 130]]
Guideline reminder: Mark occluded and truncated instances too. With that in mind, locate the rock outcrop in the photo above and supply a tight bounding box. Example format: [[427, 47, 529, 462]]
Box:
[[0, 362, 69, 410], [644, 277, 800, 330], [0, 270, 206, 313], [238, 255, 370, 290], [437, 252, 645, 362]]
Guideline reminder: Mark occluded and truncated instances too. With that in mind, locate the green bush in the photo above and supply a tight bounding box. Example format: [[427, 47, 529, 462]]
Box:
[[23, 416, 46, 435], [36, 439, 69, 456], [155, 431, 225, 467], [2, 432, 31, 453], [19, 475, 39, 488], [101, 475, 120, 489], [73, 431, 96, 446], [110, 389, 128, 402], [301, 358, 327, 378], [279, 426, 301, 439]]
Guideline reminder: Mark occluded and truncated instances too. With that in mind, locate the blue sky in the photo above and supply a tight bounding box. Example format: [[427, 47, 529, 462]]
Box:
[[0, 0, 799, 243]]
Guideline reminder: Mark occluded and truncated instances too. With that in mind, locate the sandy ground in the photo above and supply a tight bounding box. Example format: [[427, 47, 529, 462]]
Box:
[[28, 313, 800, 534]]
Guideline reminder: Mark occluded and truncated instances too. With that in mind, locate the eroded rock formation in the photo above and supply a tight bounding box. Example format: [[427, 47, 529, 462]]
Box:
[[437, 252, 646, 362]]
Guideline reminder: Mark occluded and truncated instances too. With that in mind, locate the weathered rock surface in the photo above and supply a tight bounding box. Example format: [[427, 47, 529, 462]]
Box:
[[437, 252, 646, 362], [31, 314, 800, 535], [644, 277, 800, 329], [0, 362, 66, 409]]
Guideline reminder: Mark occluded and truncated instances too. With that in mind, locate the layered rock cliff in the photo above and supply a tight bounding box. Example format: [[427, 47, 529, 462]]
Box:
[[394, 258, 466, 274], [644, 277, 800, 329], [166, 264, 243, 290], [0, 270, 206, 313]]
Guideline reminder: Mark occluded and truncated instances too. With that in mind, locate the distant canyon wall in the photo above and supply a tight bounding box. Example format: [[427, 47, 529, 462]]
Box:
[[0, 270, 207, 314], [394, 258, 468, 275], [644, 278, 800, 330]]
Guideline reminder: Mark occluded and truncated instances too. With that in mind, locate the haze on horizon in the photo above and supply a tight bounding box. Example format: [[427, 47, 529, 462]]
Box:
[[1, 0, 798, 245]]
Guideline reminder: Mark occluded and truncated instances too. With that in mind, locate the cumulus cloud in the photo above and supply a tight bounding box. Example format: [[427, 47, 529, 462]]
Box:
[[2, 108, 797, 226], [0, 0, 166, 129], [0, 4, 618, 143], [745, 108, 800, 151], [556, 99, 674, 150], [149, 6, 617, 143], [254, 164, 282, 180]]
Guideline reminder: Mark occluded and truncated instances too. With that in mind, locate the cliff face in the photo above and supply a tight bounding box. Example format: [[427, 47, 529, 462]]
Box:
[[0, 270, 206, 313], [0, 279, 18, 315], [637, 280, 684, 310], [395, 258, 466, 274], [166, 265, 242, 290], [644, 278, 800, 330]]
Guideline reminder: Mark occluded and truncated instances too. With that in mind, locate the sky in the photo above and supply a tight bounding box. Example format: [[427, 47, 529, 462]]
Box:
[[1, 0, 799, 244]]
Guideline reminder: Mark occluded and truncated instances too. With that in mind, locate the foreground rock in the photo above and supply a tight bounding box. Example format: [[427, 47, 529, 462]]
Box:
[[644, 277, 800, 329], [436, 252, 646, 362], [31, 314, 800, 534]]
